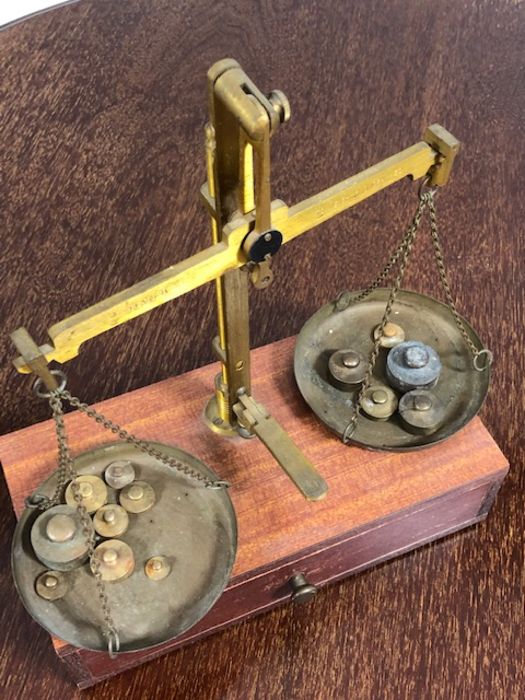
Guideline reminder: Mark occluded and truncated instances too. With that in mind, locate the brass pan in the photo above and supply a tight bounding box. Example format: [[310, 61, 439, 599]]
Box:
[[12, 441, 237, 652], [294, 289, 490, 450]]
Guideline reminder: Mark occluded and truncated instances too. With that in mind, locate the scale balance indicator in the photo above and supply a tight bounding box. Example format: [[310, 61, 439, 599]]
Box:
[[7, 58, 493, 656]]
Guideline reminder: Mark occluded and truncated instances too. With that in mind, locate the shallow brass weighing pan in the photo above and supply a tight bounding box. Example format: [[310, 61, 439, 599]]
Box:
[[294, 289, 490, 450], [12, 441, 237, 652]]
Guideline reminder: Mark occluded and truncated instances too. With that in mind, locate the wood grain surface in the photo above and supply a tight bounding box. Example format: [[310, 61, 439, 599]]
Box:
[[0, 1, 523, 698]]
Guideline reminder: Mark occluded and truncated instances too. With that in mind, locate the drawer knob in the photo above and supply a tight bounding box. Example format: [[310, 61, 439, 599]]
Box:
[[289, 573, 318, 604]]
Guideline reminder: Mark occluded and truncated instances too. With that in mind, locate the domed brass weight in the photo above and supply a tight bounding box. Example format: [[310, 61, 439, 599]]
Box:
[[104, 460, 136, 489], [65, 475, 107, 514], [119, 481, 156, 514], [93, 539, 135, 582], [93, 504, 129, 538], [35, 570, 69, 601], [31, 505, 89, 571]]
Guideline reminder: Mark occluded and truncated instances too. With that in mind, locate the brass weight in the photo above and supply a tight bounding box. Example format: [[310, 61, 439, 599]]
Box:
[[373, 322, 405, 348], [145, 555, 171, 581], [360, 385, 398, 421], [93, 504, 129, 538], [93, 539, 135, 582], [119, 481, 156, 514], [35, 570, 69, 601], [31, 505, 89, 571], [65, 475, 108, 513]]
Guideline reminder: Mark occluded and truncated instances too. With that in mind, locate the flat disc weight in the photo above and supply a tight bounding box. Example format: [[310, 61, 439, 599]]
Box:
[[294, 289, 490, 450], [12, 441, 237, 652]]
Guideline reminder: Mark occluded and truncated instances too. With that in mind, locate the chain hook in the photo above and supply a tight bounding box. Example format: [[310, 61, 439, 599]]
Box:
[[32, 369, 67, 399], [418, 174, 438, 200], [473, 348, 493, 372], [107, 629, 120, 659], [24, 493, 49, 509], [206, 480, 231, 489]]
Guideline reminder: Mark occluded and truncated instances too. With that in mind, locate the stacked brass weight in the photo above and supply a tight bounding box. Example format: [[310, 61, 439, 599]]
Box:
[[12, 443, 237, 652]]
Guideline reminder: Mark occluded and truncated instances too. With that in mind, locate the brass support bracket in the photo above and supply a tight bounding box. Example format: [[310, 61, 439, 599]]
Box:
[[233, 391, 327, 501], [10, 327, 58, 392], [423, 124, 460, 187]]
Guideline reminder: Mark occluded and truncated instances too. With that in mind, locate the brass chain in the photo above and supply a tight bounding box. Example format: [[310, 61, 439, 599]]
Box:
[[58, 389, 228, 489], [426, 196, 493, 370], [25, 378, 230, 656], [342, 195, 428, 442], [341, 184, 492, 443], [49, 392, 119, 657]]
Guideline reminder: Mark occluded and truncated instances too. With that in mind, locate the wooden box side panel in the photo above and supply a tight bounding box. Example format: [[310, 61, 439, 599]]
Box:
[[63, 475, 502, 688]]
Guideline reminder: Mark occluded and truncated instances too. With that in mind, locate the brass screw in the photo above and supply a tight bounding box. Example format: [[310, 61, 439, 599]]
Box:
[[268, 89, 291, 123]]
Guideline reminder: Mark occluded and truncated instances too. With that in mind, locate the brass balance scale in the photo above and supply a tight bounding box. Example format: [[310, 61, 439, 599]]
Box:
[[8, 60, 492, 658]]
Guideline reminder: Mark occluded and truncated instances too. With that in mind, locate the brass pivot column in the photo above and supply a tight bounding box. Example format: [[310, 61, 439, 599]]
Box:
[[204, 59, 283, 432], [202, 60, 328, 500]]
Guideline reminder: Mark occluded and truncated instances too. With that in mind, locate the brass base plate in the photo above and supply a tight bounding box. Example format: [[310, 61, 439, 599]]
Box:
[[12, 441, 237, 653], [294, 289, 490, 450]]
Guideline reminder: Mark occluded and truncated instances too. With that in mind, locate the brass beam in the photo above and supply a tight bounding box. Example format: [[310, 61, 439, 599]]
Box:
[[12, 138, 444, 373]]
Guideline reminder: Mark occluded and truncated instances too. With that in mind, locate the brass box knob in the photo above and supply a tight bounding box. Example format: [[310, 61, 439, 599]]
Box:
[[289, 573, 318, 604]]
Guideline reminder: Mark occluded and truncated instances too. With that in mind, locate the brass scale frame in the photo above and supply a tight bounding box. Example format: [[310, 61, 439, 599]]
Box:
[[11, 59, 459, 502]]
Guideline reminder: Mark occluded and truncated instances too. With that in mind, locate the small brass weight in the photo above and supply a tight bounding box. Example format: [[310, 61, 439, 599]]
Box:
[[9, 59, 491, 654]]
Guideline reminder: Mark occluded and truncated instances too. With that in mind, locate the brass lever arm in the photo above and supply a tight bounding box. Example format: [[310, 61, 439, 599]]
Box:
[[277, 141, 437, 243], [13, 131, 453, 373], [13, 240, 246, 371], [233, 391, 328, 501]]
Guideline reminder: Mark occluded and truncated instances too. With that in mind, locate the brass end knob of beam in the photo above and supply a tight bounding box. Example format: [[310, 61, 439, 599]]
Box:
[[289, 573, 318, 604], [268, 90, 291, 124]]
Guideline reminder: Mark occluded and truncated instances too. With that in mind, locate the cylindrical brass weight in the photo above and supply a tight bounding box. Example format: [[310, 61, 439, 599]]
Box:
[[65, 475, 108, 514], [328, 349, 367, 390], [119, 481, 156, 514], [145, 555, 171, 581], [93, 539, 135, 582], [35, 570, 69, 601], [93, 504, 129, 538], [104, 460, 136, 490], [360, 385, 398, 420], [398, 389, 445, 435], [31, 505, 89, 571]]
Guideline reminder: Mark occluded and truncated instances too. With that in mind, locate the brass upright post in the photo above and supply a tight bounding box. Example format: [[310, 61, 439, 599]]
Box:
[[204, 60, 275, 432]]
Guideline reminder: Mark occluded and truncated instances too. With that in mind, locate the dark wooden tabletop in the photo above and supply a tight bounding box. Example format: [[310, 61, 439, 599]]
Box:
[[0, 1, 523, 698]]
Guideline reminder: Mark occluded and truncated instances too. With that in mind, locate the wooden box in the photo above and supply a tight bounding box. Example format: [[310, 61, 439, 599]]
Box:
[[0, 336, 508, 688]]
